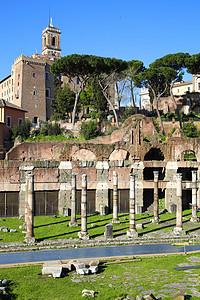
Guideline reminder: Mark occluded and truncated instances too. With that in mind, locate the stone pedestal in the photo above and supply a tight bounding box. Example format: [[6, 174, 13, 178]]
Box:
[[104, 224, 113, 239], [190, 170, 199, 222], [174, 174, 185, 234], [78, 174, 89, 240], [127, 174, 138, 238], [100, 205, 106, 216], [112, 171, 120, 224], [69, 173, 78, 227], [24, 171, 35, 243], [152, 171, 160, 223]]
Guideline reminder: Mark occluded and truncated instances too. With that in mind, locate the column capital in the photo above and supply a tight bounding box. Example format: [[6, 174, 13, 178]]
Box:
[[176, 173, 182, 181], [153, 171, 159, 179]]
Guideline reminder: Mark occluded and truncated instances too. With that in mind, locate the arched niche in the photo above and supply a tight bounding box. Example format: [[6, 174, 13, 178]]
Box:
[[72, 149, 96, 161], [144, 148, 164, 161], [182, 150, 197, 162], [109, 149, 128, 161]]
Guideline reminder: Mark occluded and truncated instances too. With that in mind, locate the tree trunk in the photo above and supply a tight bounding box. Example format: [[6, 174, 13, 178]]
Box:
[[130, 79, 135, 107], [98, 80, 119, 128], [155, 98, 165, 135], [170, 82, 182, 129], [72, 92, 79, 128]]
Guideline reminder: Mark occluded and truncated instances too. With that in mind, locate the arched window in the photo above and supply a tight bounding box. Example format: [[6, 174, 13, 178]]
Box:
[[144, 148, 164, 161], [52, 37, 56, 46]]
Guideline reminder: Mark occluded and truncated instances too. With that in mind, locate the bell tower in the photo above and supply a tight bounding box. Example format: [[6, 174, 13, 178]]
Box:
[[42, 18, 61, 59]]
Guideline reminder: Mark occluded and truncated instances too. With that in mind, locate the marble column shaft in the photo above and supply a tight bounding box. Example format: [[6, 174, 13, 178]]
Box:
[[81, 174, 87, 234], [191, 170, 198, 222], [153, 171, 159, 222], [176, 173, 183, 230], [25, 172, 34, 240], [69, 173, 77, 226], [112, 171, 119, 223]]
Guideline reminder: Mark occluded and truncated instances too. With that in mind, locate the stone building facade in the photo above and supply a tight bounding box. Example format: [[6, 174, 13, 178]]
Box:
[[0, 115, 199, 218], [0, 20, 62, 123]]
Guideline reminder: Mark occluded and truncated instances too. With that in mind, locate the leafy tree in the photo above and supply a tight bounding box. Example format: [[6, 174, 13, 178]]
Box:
[[51, 83, 75, 120], [10, 119, 31, 142], [150, 53, 190, 127], [186, 53, 200, 74], [133, 67, 178, 135], [79, 120, 98, 140], [80, 76, 107, 112], [51, 54, 96, 127], [40, 122, 61, 136], [183, 121, 199, 137], [51, 54, 128, 128]]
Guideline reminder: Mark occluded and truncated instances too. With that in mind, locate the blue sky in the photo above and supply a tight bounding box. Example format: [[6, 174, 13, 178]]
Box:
[[0, 0, 199, 81]]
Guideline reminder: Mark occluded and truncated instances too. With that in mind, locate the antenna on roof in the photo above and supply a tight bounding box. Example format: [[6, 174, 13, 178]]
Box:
[[49, 5, 51, 25]]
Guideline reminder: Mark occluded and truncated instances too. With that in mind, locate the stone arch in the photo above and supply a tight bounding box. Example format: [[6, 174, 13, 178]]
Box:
[[109, 149, 129, 161], [144, 147, 164, 161], [177, 150, 197, 161], [72, 149, 96, 161]]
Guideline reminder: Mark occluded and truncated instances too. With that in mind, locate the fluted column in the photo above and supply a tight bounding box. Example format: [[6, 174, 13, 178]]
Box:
[[152, 171, 160, 223], [191, 170, 199, 222], [24, 171, 35, 243], [127, 174, 138, 238], [112, 171, 120, 224], [78, 174, 89, 239], [69, 173, 78, 227]]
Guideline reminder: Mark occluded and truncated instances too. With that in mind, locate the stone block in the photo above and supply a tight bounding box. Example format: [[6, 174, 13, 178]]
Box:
[[10, 229, 17, 232], [145, 294, 157, 300], [136, 223, 144, 229], [104, 224, 113, 239], [89, 260, 99, 267], [173, 290, 185, 300], [82, 289, 95, 297], [170, 204, 177, 213], [100, 205, 106, 216], [42, 265, 62, 276], [1, 280, 8, 286], [89, 265, 98, 273], [76, 263, 86, 271], [2, 228, 9, 233], [76, 267, 89, 275], [0, 226, 7, 231]]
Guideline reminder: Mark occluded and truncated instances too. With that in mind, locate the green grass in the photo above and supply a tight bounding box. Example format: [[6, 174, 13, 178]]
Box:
[[1, 253, 200, 299], [0, 209, 199, 244]]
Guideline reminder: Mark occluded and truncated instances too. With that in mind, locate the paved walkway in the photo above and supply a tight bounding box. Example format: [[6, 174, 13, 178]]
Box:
[[1, 243, 200, 266]]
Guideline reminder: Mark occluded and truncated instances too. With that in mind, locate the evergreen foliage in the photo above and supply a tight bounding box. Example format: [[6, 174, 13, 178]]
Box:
[[183, 121, 199, 137], [10, 119, 31, 142], [79, 120, 98, 140]]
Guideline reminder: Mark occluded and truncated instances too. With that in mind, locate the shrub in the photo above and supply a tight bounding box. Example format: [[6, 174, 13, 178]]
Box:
[[183, 121, 199, 137], [79, 120, 98, 140], [10, 119, 31, 142]]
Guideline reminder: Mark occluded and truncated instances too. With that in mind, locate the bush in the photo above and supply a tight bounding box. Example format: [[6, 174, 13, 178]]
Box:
[[183, 121, 199, 137], [79, 120, 98, 140], [40, 122, 61, 136], [10, 119, 31, 142]]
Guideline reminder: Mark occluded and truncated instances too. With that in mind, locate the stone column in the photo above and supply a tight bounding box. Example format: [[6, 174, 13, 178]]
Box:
[[69, 173, 78, 227], [152, 171, 160, 223], [78, 174, 89, 239], [174, 174, 184, 234], [191, 170, 199, 222], [24, 171, 35, 243], [127, 174, 138, 238], [112, 171, 120, 224]]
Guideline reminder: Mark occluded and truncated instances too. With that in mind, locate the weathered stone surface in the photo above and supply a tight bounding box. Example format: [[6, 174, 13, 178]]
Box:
[[2, 228, 9, 233], [76, 268, 89, 275], [82, 289, 95, 297], [173, 290, 185, 300], [1, 279, 8, 286], [136, 224, 144, 230], [10, 229, 17, 232], [42, 265, 62, 276], [104, 224, 113, 239]]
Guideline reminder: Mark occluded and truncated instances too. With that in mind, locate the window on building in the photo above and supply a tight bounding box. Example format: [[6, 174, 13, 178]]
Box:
[[18, 118, 22, 126], [7, 82, 8, 86], [77, 78, 79, 84], [177, 89, 179, 93], [58, 75, 62, 80], [188, 87, 190, 92], [6, 116, 11, 128], [45, 72, 49, 80], [52, 37, 56, 46], [18, 74, 20, 80], [1, 93, 3, 97], [198, 83, 200, 90], [1, 84, 3, 89], [33, 90, 37, 96], [4, 83, 6, 87], [33, 73, 36, 78], [12, 79, 13, 85], [46, 88, 50, 97]]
